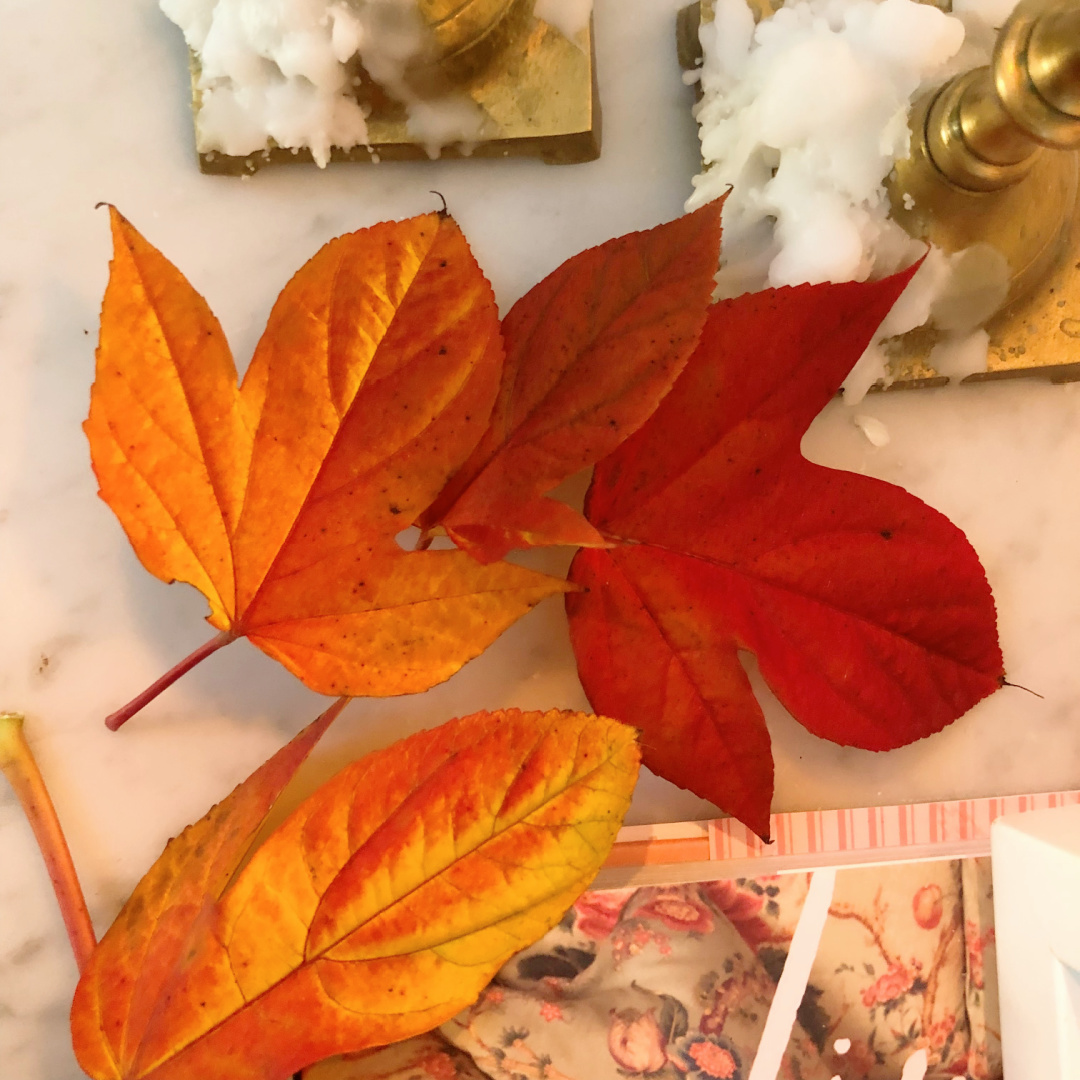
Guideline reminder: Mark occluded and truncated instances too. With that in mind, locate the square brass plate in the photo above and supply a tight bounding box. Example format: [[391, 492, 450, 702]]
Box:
[[190, 4, 600, 175]]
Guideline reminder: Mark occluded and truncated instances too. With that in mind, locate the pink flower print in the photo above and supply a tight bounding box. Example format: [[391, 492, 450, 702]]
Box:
[[700, 975, 739, 1035], [835, 1039, 878, 1077], [481, 986, 505, 1006], [913, 1010, 960, 1069], [573, 888, 635, 939], [701, 879, 774, 949], [636, 888, 714, 934], [965, 1043, 994, 1079], [912, 883, 943, 930], [420, 1051, 458, 1080], [700, 967, 773, 1035], [611, 923, 673, 967], [608, 1008, 669, 1074], [702, 879, 764, 923], [540, 1000, 565, 1023], [967, 922, 989, 989], [969, 944, 984, 988], [861, 961, 914, 1007], [922, 1011, 957, 1052], [675, 1035, 742, 1079]]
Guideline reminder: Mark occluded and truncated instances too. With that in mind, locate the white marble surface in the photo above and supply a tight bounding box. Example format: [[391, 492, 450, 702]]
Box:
[[2, 1, 1080, 1076]]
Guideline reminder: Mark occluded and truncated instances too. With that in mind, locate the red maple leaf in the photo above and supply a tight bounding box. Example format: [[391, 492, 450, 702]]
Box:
[[420, 202, 724, 563], [566, 273, 1003, 838]]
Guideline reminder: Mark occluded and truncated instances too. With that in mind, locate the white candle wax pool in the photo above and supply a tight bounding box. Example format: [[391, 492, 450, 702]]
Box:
[[160, 0, 594, 165], [687, 0, 1018, 399]]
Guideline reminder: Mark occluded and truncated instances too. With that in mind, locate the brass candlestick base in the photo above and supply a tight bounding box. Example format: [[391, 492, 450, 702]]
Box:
[[191, 0, 600, 175], [679, 0, 1080, 390], [885, 0, 1080, 388]]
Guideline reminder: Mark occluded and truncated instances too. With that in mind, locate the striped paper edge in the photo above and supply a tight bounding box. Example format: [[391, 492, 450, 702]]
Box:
[[602, 790, 1080, 877]]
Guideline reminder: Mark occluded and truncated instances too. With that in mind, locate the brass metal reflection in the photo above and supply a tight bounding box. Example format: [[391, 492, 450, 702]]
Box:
[[192, 0, 600, 174], [680, 0, 1080, 389]]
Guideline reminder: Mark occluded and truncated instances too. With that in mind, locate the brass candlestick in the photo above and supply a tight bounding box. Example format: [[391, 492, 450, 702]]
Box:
[[188, 0, 600, 174], [883, 0, 1080, 386], [421, 0, 517, 60], [679, 0, 1080, 388]]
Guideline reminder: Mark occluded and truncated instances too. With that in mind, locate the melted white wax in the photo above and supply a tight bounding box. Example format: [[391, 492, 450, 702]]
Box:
[[688, 0, 1018, 400], [534, 0, 593, 42], [161, 0, 595, 165], [161, 0, 372, 166]]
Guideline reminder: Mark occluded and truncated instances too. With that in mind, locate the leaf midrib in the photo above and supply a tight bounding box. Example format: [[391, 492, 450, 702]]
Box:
[[129, 726, 630, 1078], [608, 536, 996, 682]]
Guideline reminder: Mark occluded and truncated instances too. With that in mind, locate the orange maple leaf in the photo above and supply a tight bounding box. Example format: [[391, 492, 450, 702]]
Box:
[[70, 706, 640, 1080], [87, 209, 567, 725], [419, 201, 725, 563]]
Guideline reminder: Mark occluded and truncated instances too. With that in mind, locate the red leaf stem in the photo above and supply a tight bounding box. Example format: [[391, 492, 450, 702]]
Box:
[[105, 630, 236, 731]]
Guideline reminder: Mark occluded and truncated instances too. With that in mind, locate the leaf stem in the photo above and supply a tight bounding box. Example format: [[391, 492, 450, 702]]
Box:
[[0, 712, 96, 972], [105, 629, 237, 731]]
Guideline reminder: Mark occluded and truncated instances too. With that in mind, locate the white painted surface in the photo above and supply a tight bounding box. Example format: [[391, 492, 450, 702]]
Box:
[[747, 868, 837, 1080], [993, 806, 1080, 1080], [2, 1, 1080, 1076]]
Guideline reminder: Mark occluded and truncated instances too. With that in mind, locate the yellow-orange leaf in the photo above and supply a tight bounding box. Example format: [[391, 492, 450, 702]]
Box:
[[71, 708, 640, 1080], [86, 209, 566, 701], [69, 698, 346, 1080]]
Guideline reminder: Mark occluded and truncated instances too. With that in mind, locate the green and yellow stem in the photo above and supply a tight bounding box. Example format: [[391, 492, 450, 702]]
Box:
[[0, 712, 96, 971]]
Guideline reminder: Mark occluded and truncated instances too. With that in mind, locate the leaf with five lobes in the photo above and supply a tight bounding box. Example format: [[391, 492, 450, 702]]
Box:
[[567, 272, 1003, 839], [86, 209, 567, 715], [71, 708, 641, 1080], [419, 201, 725, 564]]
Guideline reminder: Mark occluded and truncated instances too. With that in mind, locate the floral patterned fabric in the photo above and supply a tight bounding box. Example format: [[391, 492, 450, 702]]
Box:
[[313, 859, 1001, 1080]]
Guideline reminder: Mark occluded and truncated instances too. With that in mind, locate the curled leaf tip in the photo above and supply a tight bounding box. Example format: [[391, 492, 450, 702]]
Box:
[[429, 190, 449, 216]]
